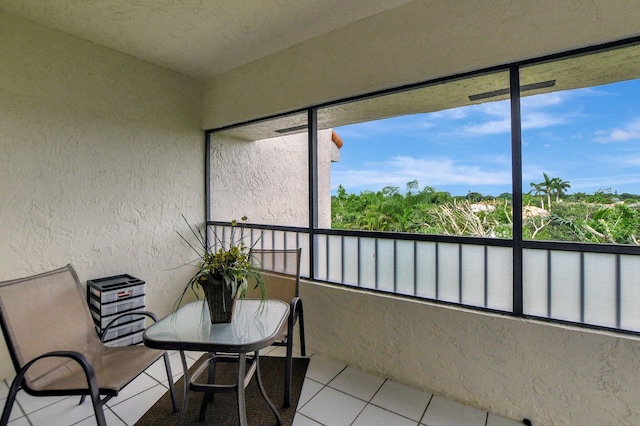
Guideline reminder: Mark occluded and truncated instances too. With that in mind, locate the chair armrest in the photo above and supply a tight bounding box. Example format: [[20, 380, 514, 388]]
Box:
[[12, 350, 98, 394], [100, 311, 158, 343], [2, 350, 107, 426], [290, 297, 303, 316], [288, 297, 303, 328]]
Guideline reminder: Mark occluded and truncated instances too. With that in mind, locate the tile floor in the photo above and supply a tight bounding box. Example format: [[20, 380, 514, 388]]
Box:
[[1, 346, 524, 426]]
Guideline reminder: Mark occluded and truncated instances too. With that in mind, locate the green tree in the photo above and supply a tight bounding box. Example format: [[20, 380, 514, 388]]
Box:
[[529, 182, 545, 209], [550, 177, 571, 202], [540, 173, 554, 210]]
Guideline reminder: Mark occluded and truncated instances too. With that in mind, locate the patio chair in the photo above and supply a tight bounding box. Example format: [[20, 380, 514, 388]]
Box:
[[0, 264, 178, 426], [249, 248, 306, 408]]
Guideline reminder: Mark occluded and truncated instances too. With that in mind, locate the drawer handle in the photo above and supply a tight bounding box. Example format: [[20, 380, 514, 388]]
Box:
[[117, 290, 132, 299]]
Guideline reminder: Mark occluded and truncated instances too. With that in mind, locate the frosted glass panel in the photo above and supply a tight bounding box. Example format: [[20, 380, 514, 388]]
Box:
[[523, 249, 549, 317], [250, 228, 264, 249], [461, 245, 485, 307], [342, 236, 359, 286], [284, 231, 299, 251], [260, 230, 274, 250], [396, 240, 416, 296], [416, 241, 436, 299], [620, 255, 640, 332], [583, 253, 617, 328], [437, 243, 460, 303], [376, 239, 395, 292], [359, 238, 376, 289], [487, 246, 513, 311], [550, 251, 581, 322], [270, 230, 285, 249], [314, 234, 327, 281], [297, 233, 310, 278], [328, 235, 343, 283]]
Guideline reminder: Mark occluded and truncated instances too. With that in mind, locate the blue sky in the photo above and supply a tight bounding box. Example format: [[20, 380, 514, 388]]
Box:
[[332, 79, 640, 197]]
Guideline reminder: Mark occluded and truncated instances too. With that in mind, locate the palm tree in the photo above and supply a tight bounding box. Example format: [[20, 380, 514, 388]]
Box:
[[529, 182, 545, 209], [550, 177, 571, 202], [541, 173, 554, 210]]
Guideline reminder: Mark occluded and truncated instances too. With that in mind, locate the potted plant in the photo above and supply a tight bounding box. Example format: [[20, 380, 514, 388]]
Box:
[[175, 216, 266, 323]]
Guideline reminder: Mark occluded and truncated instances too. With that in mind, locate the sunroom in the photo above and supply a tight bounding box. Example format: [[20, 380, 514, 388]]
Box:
[[2, 1, 640, 425]]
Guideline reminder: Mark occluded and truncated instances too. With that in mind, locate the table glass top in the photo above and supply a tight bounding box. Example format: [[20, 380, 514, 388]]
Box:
[[143, 299, 289, 352]]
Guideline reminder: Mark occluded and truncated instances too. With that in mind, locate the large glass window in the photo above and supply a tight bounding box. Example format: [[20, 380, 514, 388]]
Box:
[[207, 40, 640, 333], [313, 72, 514, 312], [521, 44, 640, 244], [320, 71, 513, 238], [521, 44, 640, 331]]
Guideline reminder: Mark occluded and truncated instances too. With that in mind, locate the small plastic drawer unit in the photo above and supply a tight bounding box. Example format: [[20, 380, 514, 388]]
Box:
[[87, 274, 146, 347]]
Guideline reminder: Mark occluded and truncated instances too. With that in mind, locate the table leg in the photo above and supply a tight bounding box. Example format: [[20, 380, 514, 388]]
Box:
[[199, 352, 216, 421], [254, 350, 283, 425], [237, 353, 247, 426], [177, 350, 190, 426]]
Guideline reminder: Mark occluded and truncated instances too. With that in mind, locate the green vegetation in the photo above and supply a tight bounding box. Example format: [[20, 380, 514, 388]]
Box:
[[331, 176, 640, 245]]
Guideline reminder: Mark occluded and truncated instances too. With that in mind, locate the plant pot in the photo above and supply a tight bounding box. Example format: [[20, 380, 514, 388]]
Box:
[[201, 275, 237, 323]]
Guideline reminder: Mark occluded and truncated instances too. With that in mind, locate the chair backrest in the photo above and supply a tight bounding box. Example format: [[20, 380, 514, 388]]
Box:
[[248, 248, 301, 302], [0, 264, 101, 389]]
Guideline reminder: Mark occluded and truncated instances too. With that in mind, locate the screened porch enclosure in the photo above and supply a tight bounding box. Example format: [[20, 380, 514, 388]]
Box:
[[206, 39, 640, 337]]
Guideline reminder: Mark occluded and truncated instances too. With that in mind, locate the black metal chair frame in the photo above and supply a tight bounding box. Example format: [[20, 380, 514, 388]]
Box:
[[250, 248, 306, 408]]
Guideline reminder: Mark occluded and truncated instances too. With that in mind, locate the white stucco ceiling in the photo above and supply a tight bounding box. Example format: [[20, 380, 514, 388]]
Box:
[[0, 0, 415, 80]]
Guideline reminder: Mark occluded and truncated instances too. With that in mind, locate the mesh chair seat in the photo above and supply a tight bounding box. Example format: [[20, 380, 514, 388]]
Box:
[[26, 344, 164, 394]]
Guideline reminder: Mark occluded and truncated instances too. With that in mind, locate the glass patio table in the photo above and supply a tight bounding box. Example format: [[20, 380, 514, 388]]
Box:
[[143, 299, 289, 426]]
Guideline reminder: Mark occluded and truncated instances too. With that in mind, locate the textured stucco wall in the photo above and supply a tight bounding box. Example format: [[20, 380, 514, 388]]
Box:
[[209, 129, 334, 227], [302, 282, 640, 425], [202, 0, 640, 128], [0, 12, 204, 378]]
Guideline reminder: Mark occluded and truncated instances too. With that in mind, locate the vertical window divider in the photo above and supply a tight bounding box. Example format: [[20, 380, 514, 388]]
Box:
[[547, 250, 552, 317], [580, 252, 585, 323], [435, 242, 440, 300], [357, 236, 361, 287], [616, 254, 622, 329], [326, 235, 330, 281], [458, 244, 463, 304], [413, 240, 418, 297], [308, 108, 318, 281], [510, 64, 524, 317], [484, 245, 489, 308], [375, 238, 379, 290], [393, 240, 398, 293], [341, 236, 345, 284]]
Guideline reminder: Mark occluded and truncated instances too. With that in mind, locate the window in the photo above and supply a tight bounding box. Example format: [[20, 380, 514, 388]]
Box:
[[521, 44, 640, 244], [320, 71, 512, 238], [206, 39, 640, 334]]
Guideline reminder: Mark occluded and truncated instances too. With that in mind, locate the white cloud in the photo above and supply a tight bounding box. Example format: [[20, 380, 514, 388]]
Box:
[[569, 174, 640, 190], [430, 107, 468, 120], [521, 92, 566, 108], [463, 118, 511, 135], [593, 119, 640, 143], [332, 155, 511, 191], [474, 100, 510, 117], [522, 112, 565, 130], [597, 153, 640, 167], [460, 98, 565, 135]]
